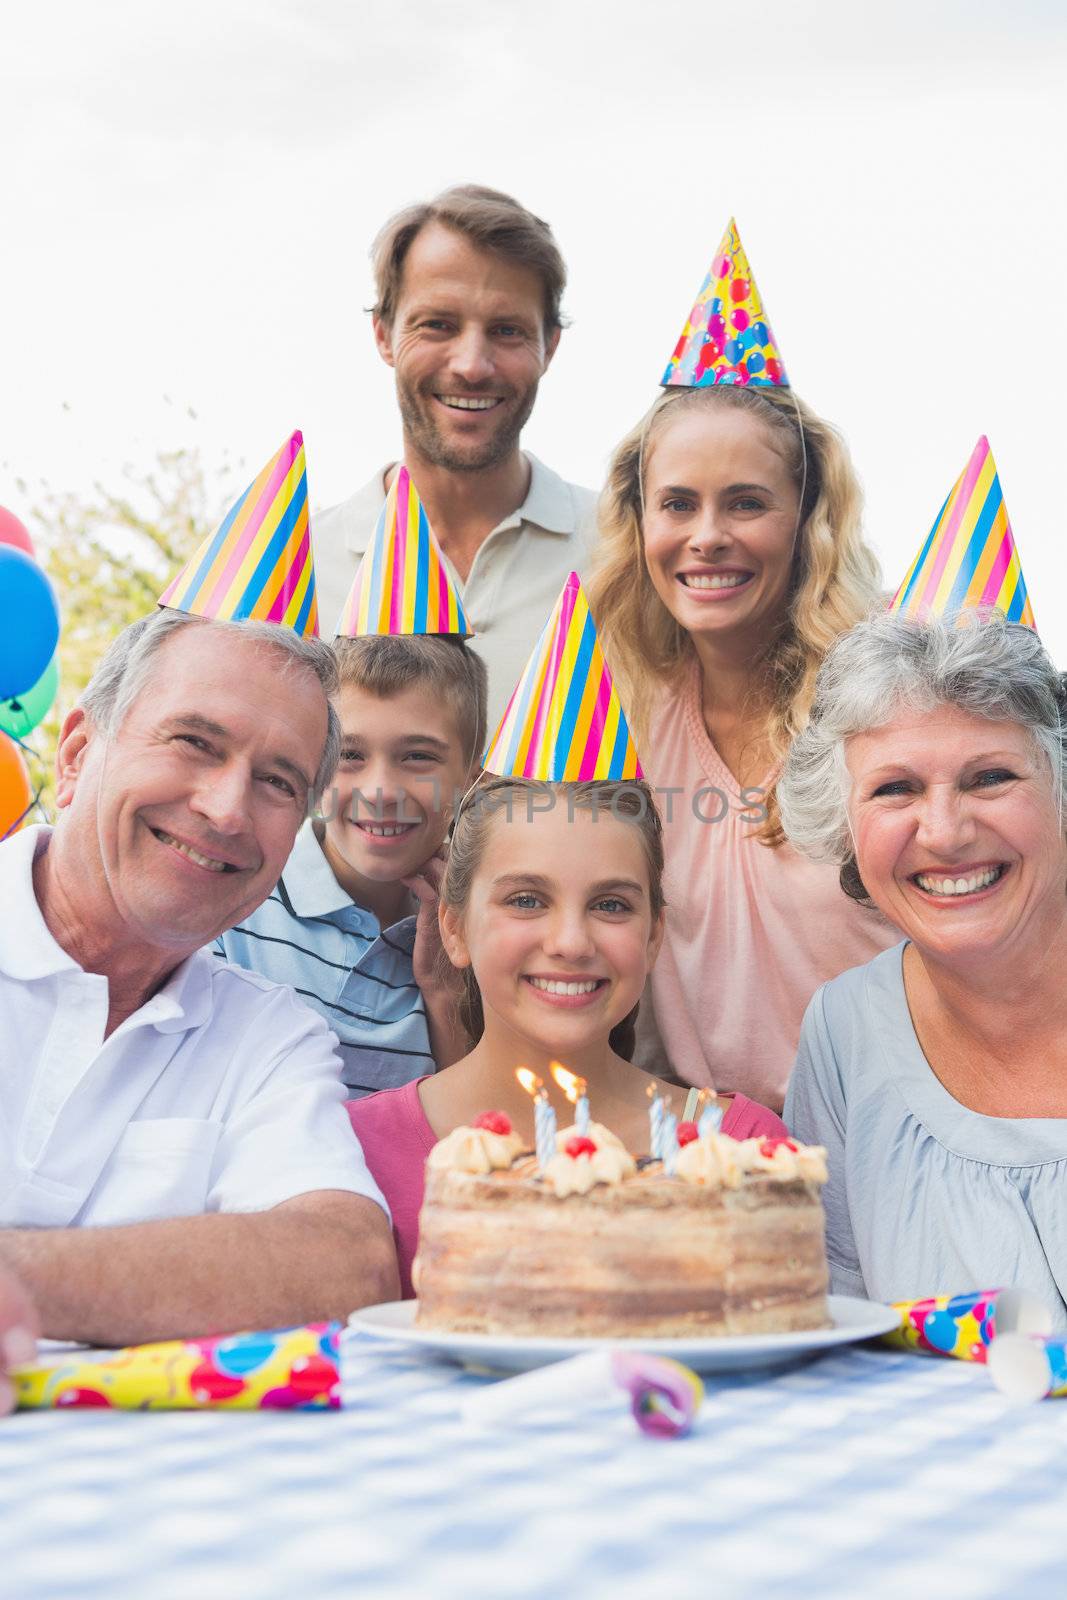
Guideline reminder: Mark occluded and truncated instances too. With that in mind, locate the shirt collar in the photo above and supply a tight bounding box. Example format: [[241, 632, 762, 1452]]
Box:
[[280, 819, 361, 919], [0, 823, 216, 1032], [505, 452, 581, 537], [343, 452, 580, 555]]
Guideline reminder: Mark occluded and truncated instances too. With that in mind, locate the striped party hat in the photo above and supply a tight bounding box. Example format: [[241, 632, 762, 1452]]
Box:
[[662, 218, 788, 389], [335, 466, 470, 638], [482, 572, 642, 781], [159, 431, 318, 636], [890, 437, 1035, 630]]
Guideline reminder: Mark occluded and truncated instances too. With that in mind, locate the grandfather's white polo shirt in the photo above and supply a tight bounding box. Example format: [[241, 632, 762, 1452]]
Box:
[[314, 452, 597, 730], [0, 826, 388, 1230]]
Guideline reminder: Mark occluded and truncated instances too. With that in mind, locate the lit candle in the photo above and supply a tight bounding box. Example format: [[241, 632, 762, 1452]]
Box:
[[697, 1089, 724, 1139], [516, 1068, 557, 1174], [698, 1103, 724, 1138], [662, 1111, 679, 1177], [550, 1063, 590, 1136], [646, 1083, 665, 1162]]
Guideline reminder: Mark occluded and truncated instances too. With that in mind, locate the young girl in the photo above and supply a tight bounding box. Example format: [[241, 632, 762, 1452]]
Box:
[[348, 776, 787, 1297]]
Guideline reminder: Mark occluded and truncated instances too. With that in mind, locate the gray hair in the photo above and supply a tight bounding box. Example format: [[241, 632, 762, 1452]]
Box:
[[79, 610, 342, 803], [777, 611, 1067, 903]]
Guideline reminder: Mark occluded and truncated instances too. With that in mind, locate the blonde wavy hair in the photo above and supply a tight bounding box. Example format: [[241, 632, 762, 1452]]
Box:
[[586, 385, 883, 844]]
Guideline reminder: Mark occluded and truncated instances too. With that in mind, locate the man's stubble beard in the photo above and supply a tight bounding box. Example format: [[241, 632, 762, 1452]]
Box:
[[396, 377, 540, 473]]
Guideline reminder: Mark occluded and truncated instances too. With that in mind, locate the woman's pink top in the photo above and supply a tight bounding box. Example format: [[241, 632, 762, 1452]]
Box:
[[347, 1077, 790, 1299], [642, 661, 897, 1111]]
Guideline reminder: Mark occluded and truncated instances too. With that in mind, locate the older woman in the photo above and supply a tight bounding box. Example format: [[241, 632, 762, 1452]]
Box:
[[589, 385, 897, 1109], [779, 611, 1067, 1318]]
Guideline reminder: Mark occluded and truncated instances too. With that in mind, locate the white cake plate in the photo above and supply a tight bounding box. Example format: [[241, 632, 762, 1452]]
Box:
[[347, 1295, 899, 1376]]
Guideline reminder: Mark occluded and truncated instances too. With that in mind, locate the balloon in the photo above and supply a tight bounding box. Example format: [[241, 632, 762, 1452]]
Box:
[[0, 733, 32, 837], [0, 506, 34, 558], [0, 654, 59, 739], [0, 546, 60, 699]]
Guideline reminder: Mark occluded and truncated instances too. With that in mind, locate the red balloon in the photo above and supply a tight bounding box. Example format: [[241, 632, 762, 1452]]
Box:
[[0, 507, 34, 559]]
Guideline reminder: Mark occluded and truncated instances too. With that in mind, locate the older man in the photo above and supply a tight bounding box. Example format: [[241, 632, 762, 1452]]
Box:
[[0, 610, 398, 1345], [315, 183, 596, 727]]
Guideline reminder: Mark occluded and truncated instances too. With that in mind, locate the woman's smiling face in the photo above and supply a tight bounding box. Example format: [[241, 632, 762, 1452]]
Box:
[[641, 402, 800, 650], [846, 703, 1067, 962]]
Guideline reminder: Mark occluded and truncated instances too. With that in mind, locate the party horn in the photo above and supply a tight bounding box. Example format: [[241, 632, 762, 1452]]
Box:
[[13, 1322, 341, 1410], [881, 1288, 1050, 1363], [461, 1349, 704, 1439], [987, 1334, 1067, 1403]]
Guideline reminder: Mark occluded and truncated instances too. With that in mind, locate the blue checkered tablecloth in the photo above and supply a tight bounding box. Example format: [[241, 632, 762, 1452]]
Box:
[[3, 1332, 1066, 1600]]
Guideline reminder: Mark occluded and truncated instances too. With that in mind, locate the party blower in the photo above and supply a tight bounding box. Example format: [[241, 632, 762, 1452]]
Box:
[[882, 1288, 1050, 1363], [461, 1350, 704, 1440], [13, 1323, 341, 1410]]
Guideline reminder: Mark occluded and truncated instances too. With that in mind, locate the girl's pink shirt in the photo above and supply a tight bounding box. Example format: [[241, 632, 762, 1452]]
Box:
[[642, 660, 897, 1110], [347, 1078, 789, 1299]]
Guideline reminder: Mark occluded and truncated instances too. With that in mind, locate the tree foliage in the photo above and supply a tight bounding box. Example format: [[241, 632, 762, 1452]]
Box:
[[18, 448, 234, 816]]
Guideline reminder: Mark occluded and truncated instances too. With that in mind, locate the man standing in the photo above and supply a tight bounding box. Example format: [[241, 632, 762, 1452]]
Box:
[[315, 184, 597, 728]]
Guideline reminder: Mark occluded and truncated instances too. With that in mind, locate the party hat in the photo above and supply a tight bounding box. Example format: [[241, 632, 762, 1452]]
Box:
[[159, 431, 318, 636], [662, 219, 788, 389], [890, 437, 1035, 629], [482, 572, 642, 782], [335, 466, 470, 638]]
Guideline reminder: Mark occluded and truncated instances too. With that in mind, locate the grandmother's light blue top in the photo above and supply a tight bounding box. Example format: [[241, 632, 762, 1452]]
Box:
[[785, 942, 1067, 1327], [215, 822, 435, 1098]]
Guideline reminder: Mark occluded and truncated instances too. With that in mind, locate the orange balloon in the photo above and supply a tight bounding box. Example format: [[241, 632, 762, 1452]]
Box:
[[0, 732, 32, 837]]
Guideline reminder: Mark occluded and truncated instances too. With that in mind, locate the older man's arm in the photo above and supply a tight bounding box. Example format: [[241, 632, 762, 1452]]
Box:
[[0, 1190, 398, 1346]]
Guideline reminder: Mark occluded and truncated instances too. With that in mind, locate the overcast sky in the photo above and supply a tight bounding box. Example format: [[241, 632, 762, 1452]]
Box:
[[3, 1, 1066, 652]]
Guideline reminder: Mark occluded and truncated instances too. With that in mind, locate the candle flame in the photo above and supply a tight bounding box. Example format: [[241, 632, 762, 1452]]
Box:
[[549, 1062, 585, 1105], [515, 1067, 544, 1098]]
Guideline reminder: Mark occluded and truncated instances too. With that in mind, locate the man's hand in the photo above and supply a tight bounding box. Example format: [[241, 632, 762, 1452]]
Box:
[[0, 1264, 39, 1417], [402, 850, 467, 1068]]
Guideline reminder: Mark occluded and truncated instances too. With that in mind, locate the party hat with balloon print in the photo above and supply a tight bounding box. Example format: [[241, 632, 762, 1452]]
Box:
[[890, 436, 1035, 630], [482, 571, 642, 781], [335, 465, 471, 638], [661, 218, 788, 389], [159, 430, 319, 636]]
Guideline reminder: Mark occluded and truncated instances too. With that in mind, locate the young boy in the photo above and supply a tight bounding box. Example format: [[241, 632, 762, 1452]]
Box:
[[216, 634, 487, 1096]]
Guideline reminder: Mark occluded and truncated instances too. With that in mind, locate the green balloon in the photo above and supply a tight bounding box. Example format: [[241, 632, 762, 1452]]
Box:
[[0, 654, 59, 738]]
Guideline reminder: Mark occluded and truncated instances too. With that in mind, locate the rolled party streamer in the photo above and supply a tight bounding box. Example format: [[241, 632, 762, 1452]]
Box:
[[987, 1334, 1067, 1403], [610, 1351, 705, 1439], [881, 1288, 1050, 1363], [461, 1349, 703, 1439], [13, 1322, 341, 1410]]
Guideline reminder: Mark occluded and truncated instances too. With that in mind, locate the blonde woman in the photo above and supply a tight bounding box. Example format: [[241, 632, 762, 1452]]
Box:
[[588, 384, 897, 1110]]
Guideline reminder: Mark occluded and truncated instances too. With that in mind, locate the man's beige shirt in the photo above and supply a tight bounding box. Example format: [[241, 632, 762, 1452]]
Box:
[[314, 453, 598, 732]]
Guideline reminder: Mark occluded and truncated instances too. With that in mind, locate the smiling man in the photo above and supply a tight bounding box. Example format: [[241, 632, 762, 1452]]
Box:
[[0, 611, 399, 1345], [315, 184, 596, 728]]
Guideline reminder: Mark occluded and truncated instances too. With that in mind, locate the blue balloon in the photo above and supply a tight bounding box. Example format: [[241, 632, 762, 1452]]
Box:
[[0, 547, 60, 699]]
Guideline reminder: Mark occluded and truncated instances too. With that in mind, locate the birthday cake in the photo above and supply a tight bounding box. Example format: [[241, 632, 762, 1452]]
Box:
[[412, 1116, 830, 1338]]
